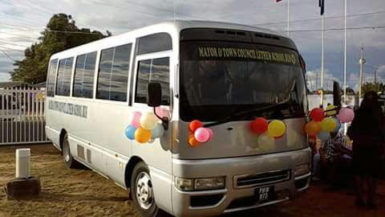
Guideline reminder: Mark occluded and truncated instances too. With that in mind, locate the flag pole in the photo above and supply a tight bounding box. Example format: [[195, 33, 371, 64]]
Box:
[[343, 0, 348, 135], [321, 14, 325, 106], [343, 0, 347, 103], [287, 0, 290, 36]]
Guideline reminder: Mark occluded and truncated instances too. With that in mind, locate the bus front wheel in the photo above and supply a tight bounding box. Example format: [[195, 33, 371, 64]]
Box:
[[62, 134, 80, 169], [131, 162, 161, 217]]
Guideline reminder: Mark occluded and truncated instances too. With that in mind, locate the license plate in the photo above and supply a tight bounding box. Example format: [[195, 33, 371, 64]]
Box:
[[255, 186, 274, 202]]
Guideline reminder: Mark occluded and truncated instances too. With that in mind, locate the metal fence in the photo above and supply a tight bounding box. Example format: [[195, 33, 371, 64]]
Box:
[[0, 86, 49, 145]]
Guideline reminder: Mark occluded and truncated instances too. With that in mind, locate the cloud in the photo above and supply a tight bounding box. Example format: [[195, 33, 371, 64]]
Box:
[[0, 72, 11, 82], [0, 49, 24, 78], [0, 0, 384, 86], [377, 64, 385, 73], [306, 68, 343, 91]]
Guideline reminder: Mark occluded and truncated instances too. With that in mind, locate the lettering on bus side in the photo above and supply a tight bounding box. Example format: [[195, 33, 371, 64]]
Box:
[[48, 100, 88, 118]]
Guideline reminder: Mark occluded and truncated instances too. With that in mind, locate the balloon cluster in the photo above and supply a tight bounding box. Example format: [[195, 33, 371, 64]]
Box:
[[125, 111, 164, 143], [250, 118, 287, 139], [188, 120, 214, 147], [304, 106, 354, 141]]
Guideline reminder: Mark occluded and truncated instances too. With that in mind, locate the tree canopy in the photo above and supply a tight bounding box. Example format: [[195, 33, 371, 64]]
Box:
[[362, 82, 385, 95], [10, 13, 111, 84]]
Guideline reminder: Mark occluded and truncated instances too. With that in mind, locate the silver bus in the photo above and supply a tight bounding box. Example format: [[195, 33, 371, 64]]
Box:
[[45, 21, 311, 217]]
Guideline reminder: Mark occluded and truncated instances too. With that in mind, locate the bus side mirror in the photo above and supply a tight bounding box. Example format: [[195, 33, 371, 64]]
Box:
[[333, 81, 342, 107], [147, 82, 162, 107], [147, 82, 169, 130]]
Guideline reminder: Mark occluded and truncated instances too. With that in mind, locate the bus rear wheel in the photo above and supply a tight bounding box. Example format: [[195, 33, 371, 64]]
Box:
[[131, 162, 162, 217], [62, 134, 80, 169]]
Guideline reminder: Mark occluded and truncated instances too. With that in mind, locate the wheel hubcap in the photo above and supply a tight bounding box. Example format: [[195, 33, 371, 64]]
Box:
[[65, 152, 70, 162], [136, 171, 153, 210], [63, 144, 70, 162]]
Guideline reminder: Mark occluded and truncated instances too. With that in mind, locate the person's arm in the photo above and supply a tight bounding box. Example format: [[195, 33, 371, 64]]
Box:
[[331, 136, 351, 156], [339, 145, 352, 156]]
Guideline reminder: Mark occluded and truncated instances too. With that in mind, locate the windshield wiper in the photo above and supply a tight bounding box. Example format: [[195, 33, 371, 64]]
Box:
[[204, 98, 290, 127]]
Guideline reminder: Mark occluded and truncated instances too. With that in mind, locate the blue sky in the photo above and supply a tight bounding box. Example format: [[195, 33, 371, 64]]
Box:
[[0, 0, 384, 91]]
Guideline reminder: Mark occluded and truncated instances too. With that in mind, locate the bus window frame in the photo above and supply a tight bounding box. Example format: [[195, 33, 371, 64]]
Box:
[[47, 58, 58, 97], [72, 51, 98, 99], [93, 42, 134, 105], [55, 57, 75, 97], [131, 50, 174, 111]]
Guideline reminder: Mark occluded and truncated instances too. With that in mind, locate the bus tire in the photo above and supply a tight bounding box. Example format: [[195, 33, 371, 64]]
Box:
[[131, 162, 163, 217], [62, 134, 80, 169]]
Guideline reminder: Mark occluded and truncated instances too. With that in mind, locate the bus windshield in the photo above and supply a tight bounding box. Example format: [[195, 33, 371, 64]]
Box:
[[180, 41, 307, 122]]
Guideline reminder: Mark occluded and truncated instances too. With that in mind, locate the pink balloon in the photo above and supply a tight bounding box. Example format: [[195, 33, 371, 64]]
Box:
[[155, 107, 170, 119], [131, 112, 142, 128], [207, 128, 214, 141], [194, 127, 210, 143], [337, 107, 355, 123]]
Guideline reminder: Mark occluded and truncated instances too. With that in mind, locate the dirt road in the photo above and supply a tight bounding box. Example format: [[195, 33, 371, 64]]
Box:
[[0, 145, 384, 217]]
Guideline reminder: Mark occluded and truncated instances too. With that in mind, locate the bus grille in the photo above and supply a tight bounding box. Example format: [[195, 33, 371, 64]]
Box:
[[234, 170, 290, 188]]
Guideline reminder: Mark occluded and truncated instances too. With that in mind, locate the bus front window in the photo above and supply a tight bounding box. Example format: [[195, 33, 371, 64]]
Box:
[[180, 41, 307, 122]]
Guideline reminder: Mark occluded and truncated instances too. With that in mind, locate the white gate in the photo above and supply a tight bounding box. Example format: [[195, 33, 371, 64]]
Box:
[[0, 86, 49, 145]]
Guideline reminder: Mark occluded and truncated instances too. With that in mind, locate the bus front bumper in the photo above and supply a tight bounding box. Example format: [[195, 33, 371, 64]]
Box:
[[171, 148, 311, 217]]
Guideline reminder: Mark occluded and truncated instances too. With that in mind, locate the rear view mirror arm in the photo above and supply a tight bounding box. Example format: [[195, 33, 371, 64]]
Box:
[[153, 107, 169, 130]]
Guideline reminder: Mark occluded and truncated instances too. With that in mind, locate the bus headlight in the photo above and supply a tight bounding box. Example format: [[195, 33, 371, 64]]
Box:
[[175, 177, 225, 191], [175, 177, 194, 191], [294, 164, 310, 176], [194, 177, 225, 190]]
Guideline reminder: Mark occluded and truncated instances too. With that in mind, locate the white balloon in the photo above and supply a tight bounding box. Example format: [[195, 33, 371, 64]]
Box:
[[257, 133, 275, 152], [140, 112, 158, 130], [151, 124, 164, 139]]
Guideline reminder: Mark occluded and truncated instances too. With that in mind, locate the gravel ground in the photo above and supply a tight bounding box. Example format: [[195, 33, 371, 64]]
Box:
[[0, 144, 384, 217]]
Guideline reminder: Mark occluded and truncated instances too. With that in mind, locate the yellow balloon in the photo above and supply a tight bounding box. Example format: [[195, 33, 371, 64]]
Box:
[[135, 127, 151, 143], [257, 133, 275, 152], [326, 105, 337, 116], [140, 112, 158, 130], [267, 120, 286, 138], [320, 117, 337, 132], [36, 92, 44, 101]]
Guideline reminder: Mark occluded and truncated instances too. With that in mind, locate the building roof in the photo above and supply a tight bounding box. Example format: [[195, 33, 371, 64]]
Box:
[[0, 82, 27, 88]]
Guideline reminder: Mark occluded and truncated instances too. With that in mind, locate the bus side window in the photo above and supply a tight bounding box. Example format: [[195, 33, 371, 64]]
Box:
[[137, 33, 172, 55], [47, 59, 57, 97], [73, 54, 86, 97], [73, 52, 97, 98], [56, 57, 73, 96], [135, 57, 170, 105], [96, 44, 132, 101], [56, 59, 66, 96]]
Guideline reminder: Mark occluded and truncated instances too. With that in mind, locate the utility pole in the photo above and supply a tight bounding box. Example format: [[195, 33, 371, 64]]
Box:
[[287, 0, 290, 37], [343, 0, 347, 104], [320, 13, 325, 106], [359, 45, 366, 98], [374, 69, 377, 92]]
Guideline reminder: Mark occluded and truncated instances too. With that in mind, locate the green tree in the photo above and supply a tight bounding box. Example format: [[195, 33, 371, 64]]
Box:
[[346, 87, 355, 95], [10, 13, 111, 83], [362, 82, 385, 95]]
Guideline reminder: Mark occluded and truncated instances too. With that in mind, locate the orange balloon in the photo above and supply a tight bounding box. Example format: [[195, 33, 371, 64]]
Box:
[[188, 134, 200, 147], [135, 127, 151, 143], [304, 121, 321, 136]]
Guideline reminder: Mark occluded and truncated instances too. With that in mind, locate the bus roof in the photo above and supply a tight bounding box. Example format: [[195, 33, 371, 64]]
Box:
[[50, 20, 290, 60]]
